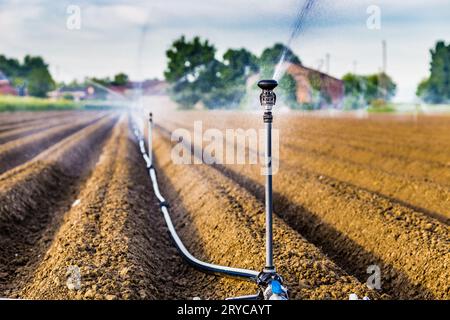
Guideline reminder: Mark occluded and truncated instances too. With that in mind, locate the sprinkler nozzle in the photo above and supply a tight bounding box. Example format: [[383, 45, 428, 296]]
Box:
[[258, 79, 278, 91], [258, 79, 277, 109]]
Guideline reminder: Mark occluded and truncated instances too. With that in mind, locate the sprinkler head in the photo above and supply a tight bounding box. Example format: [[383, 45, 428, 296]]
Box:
[[258, 79, 277, 109], [258, 79, 278, 91]]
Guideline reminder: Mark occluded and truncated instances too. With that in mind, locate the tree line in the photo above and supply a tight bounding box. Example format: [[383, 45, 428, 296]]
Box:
[[163, 36, 303, 109], [0, 55, 55, 97]]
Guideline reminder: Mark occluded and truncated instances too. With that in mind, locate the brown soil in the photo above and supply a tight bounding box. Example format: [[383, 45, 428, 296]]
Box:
[[0, 113, 107, 174], [151, 129, 378, 300], [0, 114, 118, 296], [0, 110, 448, 300], [0, 112, 107, 145], [0, 111, 80, 132], [153, 111, 450, 299], [17, 117, 206, 299]]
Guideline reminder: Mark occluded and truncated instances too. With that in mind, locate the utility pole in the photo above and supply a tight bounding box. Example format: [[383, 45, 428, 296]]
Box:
[[325, 53, 330, 74], [381, 40, 387, 100]]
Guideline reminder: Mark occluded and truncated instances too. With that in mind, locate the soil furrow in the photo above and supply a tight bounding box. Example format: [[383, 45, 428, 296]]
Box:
[[0, 114, 118, 297], [19, 115, 245, 299], [213, 161, 449, 299], [152, 129, 379, 300], [0, 112, 106, 145], [0, 111, 79, 132], [156, 117, 450, 222], [154, 119, 449, 299], [0, 112, 107, 174], [282, 143, 450, 222]]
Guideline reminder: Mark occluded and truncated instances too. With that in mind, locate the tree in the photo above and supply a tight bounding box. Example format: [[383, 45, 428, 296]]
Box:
[[163, 38, 306, 109], [342, 72, 396, 108], [222, 48, 259, 83], [0, 54, 55, 97], [416, 41, 450, 103], [27, 67, 55, 97], [112, 73, 129, 86], [164, 36, 218, 108], [258, 44, 302, 108], [90, 77, 111, 87], [0, 55, 22, 78], [416, 78, 431, 101], [164, 36, 216, 83], [202, 48, 259, 109], [365, 72, 396, 102], [259, 43, 301, 76]]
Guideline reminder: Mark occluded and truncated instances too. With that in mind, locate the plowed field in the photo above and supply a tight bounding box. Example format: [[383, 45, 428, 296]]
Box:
[[0, 109, 448, 300]]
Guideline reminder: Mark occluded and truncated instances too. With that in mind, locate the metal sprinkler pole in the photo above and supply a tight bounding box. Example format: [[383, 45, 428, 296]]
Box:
[[258, 79, 278, 273], [148, 112, 153, 166], [265, 110, 273, 270]]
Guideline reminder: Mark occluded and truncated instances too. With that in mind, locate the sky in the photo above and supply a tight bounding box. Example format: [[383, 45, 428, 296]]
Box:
[[0, 0, 449, 102]]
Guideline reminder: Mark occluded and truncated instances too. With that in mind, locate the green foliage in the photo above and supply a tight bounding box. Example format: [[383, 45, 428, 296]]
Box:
[[0, 95, 79, 111], [0, 54, 55, 97], [27, 67, 55, 97], [258, 44, 302, 109], [164, 38, 304, 110], [278, 73, 300, 109], [112, 73, 129, 86], [89, 72, 129, 87], [164, 36, 216, 83], [342, 72, 396, 108], [416, 78, 430, 100], [222, 48, 259, 83], [416, 41, 450, 103], [259, 43, 301, 77], [90, 77, 111, 87], [203, 49, 258, 109], [0, 55, 22, 78], [164, 36, 260, 109], [164, 36, 218, 108], [367, 99, 395, 113], [62, 93, 75, 101]]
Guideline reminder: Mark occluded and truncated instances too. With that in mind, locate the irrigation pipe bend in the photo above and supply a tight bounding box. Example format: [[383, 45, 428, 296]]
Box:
[[131, 117, 288, 300]]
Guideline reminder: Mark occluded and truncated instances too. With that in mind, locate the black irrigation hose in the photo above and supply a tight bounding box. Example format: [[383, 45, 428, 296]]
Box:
[[131, 119, 260, 283]]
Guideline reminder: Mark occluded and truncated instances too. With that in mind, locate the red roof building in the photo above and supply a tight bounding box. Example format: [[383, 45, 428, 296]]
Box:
[[285, 62, 344, 108], [0, 70, 18, 96]]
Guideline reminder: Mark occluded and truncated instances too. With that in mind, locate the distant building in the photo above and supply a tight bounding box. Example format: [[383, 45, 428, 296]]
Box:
[[48, 86, 87, 101], [49, 79, 169, 101], [247, 62, 345, 108], [285, 62, 344, 108], [0, 70, 18, 96], [103, 79, 167, 99]]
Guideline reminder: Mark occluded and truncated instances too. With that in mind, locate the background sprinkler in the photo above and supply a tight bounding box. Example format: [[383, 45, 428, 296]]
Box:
[[256, 79, 288, 300], [148, 112, 153, 167]]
